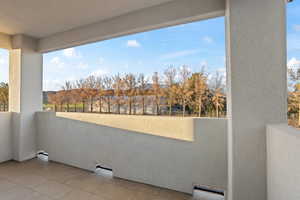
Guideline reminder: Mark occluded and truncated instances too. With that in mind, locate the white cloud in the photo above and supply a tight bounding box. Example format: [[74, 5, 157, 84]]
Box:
[[98, 57, 104, 65], [160, 49, 199, 60], [43, 79, 64, 91], [203, 36, 214, 44], [126, 40, 141, 47], [76, 62, 89, 70], [293, 25, 300, 32], [288, 57, 300, 68], [50, 57, 65, 69], [90, 69, 109, 77], [62, 48, 81, 58]]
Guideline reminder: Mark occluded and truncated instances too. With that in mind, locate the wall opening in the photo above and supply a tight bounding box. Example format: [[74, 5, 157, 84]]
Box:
[[287, 0, 300, 128], [43, 17, 226, 118], [0, 48, 9, 112]]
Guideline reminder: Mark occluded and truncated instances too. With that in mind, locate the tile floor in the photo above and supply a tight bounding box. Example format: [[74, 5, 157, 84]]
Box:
[[0, 159, 194, 200]]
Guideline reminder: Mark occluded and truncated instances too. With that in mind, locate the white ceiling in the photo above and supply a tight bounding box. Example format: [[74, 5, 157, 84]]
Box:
[[0, 0, 174, 38]]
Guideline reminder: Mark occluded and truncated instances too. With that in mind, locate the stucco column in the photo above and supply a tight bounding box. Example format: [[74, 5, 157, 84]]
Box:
[[226, 0, 287, 199], [9, 35, 43, 161]]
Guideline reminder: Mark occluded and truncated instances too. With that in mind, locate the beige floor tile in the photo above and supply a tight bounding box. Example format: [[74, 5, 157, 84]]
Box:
[[91, 182, 138, 200], [7, 174, 48, 188], [0, 160, 193, 200], [33, 180, 72, 199], [0, 178, 18, 193], [65, 174, 111, 193], [60, 189, 107, 200], [0, 186, 36, 200]]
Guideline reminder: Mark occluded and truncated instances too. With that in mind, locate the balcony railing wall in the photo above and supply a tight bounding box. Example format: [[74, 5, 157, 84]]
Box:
[[36, 112, 227, 194], [0, 112, 12, 162]]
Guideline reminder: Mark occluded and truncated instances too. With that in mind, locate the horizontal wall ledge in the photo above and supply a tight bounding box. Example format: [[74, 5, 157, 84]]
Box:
[[55, 112, 225, 141]]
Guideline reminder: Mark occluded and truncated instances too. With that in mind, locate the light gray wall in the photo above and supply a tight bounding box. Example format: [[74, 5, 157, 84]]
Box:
[[0, 112, 12, 163], [225, 0, 287, 199], [9, 35, 43, 161], [267, 124, 300, 200], [36, 112, 227, 194]]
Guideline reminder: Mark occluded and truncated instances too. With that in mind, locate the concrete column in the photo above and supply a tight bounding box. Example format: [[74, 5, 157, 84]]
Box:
[[9, 35, 43, 161], [226, 0, 287, 199]]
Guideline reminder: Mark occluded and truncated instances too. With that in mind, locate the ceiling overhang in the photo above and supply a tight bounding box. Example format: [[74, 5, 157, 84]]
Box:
[[0, 0, 225, 52]]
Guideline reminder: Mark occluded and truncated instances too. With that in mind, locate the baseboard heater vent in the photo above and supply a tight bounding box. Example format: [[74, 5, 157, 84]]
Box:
[[95, 164, 113, 177], [193, 185, 225, 200], [37, 151, 49, 162]]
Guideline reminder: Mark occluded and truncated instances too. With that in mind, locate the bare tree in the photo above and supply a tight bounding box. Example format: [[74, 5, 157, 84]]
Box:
[[103, 76, 113, 113], [209, 71, 225, 91], [212, 88, 225, 118], [124, 73, 137, 115], [95, 76, 104, 113], [137, 74, 149, 115], [164, 66, 177, 116], [193, 72, 208, 117], [152, 72, 163, 115], [112, 74, 124, 114], [75, 79, 88, 112], [178, 65, 193, 117], [85, 75, 98, 112], [61, 81, 73, 112], [209, 71, 226, 117]]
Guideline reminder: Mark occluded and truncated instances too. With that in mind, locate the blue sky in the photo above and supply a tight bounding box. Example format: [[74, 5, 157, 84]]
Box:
[[0, 1, 300, 91], [42, 17, 225, 91]]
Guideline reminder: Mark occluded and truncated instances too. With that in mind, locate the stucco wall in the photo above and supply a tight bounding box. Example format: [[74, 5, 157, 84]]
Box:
[[36, 112, 227, 194], [267, 124, 300, 200], [56, 112, 195, 141], [0, 112, 12, 163]]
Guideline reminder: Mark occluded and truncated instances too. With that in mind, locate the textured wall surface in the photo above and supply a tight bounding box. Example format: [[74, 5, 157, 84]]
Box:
[[0, 112, 12, 163], [226, 0, 287, 199], [36, 112, 227, 194], [56, 112, 196, 141], [267, 124, 300, 200]]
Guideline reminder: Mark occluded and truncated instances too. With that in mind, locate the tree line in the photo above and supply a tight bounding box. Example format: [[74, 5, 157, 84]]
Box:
[[46, 66, 227, 117], [288, 65, 300, 127], [2, 63, 300, 125], [0, 82, 8, 111]]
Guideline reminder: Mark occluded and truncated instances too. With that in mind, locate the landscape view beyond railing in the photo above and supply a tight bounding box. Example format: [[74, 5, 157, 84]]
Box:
[[1, 64, 300, 127], [44, 66, 227, 117], [1, 62, 300, 126]]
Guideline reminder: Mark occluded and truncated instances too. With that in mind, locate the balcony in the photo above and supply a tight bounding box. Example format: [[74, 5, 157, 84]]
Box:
[[0, 0, 292, 200], [0, 159, 192, 200], [0, 111, 227, 199]]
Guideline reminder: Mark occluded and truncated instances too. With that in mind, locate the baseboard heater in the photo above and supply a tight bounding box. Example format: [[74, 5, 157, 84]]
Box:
[[37, 151, 49, 157], [193, 185, 225, 200], [95, 165, 112, 171], [95, 164, 113, 177], [37, 151, 49, 162]]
